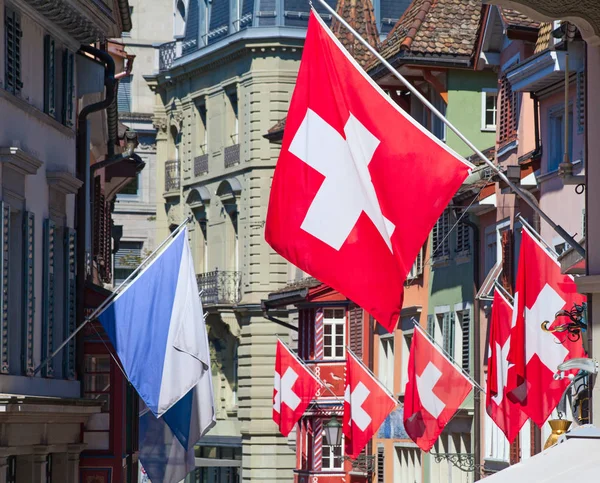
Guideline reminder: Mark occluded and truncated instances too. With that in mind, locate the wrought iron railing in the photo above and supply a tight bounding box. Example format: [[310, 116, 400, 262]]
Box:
[[194, 154, 209, 177], [350, 454, 376, 474], [164, 159, 180, 192], [159, 41, 177, 72], [224, 143, 240, 168], [197, 270, 241, 305]]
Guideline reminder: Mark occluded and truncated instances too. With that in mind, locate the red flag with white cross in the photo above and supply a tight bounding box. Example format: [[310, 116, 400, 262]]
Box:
[[264, 11, 473, 333], [403, 327, 472, 452], [343, 351, 396, 459], [273, 340, 322, 437], [486, 288, 528, 443], [506, 227, 585, 427]]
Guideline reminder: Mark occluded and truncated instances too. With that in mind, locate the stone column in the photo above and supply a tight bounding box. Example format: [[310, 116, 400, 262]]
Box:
[[0, 456, 8, 483], [16, 451, 47, 483]]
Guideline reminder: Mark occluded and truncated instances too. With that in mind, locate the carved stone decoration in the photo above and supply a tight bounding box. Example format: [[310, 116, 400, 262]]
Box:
[[152, 117, 168, 133], [489, 0, 600, 46]]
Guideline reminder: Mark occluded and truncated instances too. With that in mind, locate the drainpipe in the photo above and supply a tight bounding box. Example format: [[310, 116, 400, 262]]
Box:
[[458, 216, 481, 480], [531, 93, 542, 160], [75, 45, 116, 381]]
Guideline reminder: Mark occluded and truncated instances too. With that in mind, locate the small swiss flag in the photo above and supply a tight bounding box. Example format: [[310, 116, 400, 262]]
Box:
[[506, 227, 585, 426], [273, 340, 322, 436], [265, 11, 472, 332], [486, 288, 528, 443], [404, 327, 472, 452], [343, 351, 396, 458]]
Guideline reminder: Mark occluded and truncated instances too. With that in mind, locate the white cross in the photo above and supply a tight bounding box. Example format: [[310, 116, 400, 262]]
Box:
[[344, 381, 372, 431], [491, 339, 511, 406], [523, 283, 569, 370], [273, 367, 301, 413], [289, 109, 395, 252], [416, 361, 446, 418]]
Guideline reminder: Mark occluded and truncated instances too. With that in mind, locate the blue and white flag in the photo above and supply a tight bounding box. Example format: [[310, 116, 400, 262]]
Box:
[[98, 227, 212, 418]]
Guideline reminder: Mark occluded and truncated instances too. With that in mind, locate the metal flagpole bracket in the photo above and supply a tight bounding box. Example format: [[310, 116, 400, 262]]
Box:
[[312, 0, 585, 260], [432, 453, 482, 473]]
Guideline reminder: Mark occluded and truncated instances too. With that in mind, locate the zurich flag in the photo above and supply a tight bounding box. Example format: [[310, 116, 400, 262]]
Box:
[[98, 227, 213, 418]]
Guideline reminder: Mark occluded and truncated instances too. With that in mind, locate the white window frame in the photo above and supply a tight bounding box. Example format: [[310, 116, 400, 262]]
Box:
[[322, 429, 344, 471], [406, 246, 424, 280], [481, 88, 498, 132], [400, 327, 413, 396], [378, 335, 395, 393], [323, 308, 346, 360]]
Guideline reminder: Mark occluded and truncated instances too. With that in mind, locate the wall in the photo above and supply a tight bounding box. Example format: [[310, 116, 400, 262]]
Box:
[[446, 70, 499, 157]]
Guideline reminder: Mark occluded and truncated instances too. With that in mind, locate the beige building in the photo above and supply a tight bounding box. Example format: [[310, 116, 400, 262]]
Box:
[[145, 0, 344, 480]]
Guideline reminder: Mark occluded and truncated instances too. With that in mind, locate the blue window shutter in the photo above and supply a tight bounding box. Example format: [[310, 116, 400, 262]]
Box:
[[4, 7, 23, 94], [117, 76, 132, 113], [22, 212, 34, 376], [43, 35, 56, 117], [0, 203, 9, 374], [42, 220, 56, 378], [63, 229, 76, 379], [62, 49, 74, 127]]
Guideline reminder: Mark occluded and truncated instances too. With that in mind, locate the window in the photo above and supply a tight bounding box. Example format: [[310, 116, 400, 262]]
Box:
[[377, 446, 385, 483], [458, 309, 470, 372], [437, 312, 455, 359], [547, 107, 573, 173], [83, 354, 111, 450], [400, 327, 412, 394], [44, 36, 57, 117], [6, 455, 16, 483], [406, 246, 423, 280], [119, 174, 139, 196], [394, 447, 421, 483], [482, 90, 498, 131], [118, 76, 132, 113], [323, 308, 345, 359], [46, 454, 52, 483], [498, 75, 518, 146], [226, 90, 239, 145], [456, 222, 471, 255], [4, 7, 23, 95], [378, 336, 394, 393], [322, 427, 343, 470], [484, 229, 498, 275], [432, 210, 450, 259], [113, 241, 143, 285], [431, 94, 446, 141]]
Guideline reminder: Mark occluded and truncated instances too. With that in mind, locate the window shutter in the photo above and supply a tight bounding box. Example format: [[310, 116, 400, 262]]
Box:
[[64, 229, 77, 379], [501, 229, 513, 294], [498, 75, 518, 146], [349, 307, 363, 359], [432, 210, 450, 258], [43, 35, 56, 117], [42, 220, 56, 378], [461, 310, 470, 372], [0, 203, 9, 374], [377, 446, 385, 483], [582, 208, 586, 239], [427, 314, 435, 338], [456, 223, 471, 254], [510, 436, 520, 465], [442, 312, 455, 358], [117, 76, 132, 112], [4, 7, 23, 94], [22, 212, 35, 376], [576, 70, 585, 134], [62, 49, 74, 127]]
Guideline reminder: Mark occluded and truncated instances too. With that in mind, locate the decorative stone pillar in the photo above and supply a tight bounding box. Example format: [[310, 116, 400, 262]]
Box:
[[66, 444, 85, 483], [0, 456, 8, 483], [16, 451, 47, 483]]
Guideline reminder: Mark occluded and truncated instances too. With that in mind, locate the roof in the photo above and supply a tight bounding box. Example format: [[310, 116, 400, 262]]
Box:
[[499, 7, 540, 30], [535, 22, 553, 53], [372, 0, 483, 69], [331, 0, 380, 67], [270, 277, 322, 295]]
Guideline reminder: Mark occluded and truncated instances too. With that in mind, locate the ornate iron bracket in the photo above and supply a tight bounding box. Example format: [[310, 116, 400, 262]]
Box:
[[433, 453, 478, 473], [344, 454, 376, 474], [541, 302, 587, 342]]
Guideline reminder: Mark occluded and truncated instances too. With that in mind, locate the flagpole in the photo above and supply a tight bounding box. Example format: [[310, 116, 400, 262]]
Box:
[[493, 281, 514, 305], [412, 320, 485, 393], [32, 216, 193, 376], [516, 213, 561, 258], [346, 347, 398, 403], [311, 0, 585, 260]]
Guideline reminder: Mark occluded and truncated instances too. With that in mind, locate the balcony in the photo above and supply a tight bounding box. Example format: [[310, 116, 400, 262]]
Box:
[[224, 143, 240, 168], [194, 154, 208, 177], [197, 270, 241, 305], [164, 160, 180, 192], [159, 41, 178, 72]]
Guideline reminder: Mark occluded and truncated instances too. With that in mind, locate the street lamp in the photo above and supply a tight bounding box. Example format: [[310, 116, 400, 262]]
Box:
[[324, 416, 343, 446]]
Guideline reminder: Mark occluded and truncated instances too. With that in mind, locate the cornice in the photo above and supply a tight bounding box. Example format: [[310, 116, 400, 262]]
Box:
[[0, 147, 43, 175], [47, 171, 83, 194]]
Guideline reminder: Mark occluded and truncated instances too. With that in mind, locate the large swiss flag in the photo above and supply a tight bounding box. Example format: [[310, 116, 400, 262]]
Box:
[[486, 289, 528, 443], [404, 327, 472, 452], [506, 227, 585, 427], [265, 11, 473, 332]]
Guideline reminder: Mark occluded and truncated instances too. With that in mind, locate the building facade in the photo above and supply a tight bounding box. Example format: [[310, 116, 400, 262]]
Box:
[[0, 0, 131, 481]]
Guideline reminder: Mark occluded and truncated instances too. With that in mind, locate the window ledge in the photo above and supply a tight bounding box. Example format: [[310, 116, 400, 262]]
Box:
[[455, 252, 471, 265], [497, 139, 518, 158], [481, 127, 496, 133], [432, 256, 450, 268], [0, 147, 43, 175], [47, 171, 83, 194]]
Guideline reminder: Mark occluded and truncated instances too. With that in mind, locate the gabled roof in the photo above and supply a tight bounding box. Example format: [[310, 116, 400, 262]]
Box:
[[499, 8, 540, 30], [371, 0, 483, 70], [331, 0, 380, 67]]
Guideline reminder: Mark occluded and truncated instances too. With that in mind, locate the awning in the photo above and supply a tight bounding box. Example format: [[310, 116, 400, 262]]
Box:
[[484, 425, 600, 483]]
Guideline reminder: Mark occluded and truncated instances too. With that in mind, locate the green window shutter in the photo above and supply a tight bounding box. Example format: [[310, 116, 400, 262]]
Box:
[[0, 203, 9, 374], [4, 7, 23, 95], [62, 49, 74, 127], [22, 212, 35, 376], [43, 35, 56, 117], [427, 314, 435, 338], [42, 220, 56, 378], [64, 229, 76, 379], [442, 312, 455, 359], [461, 310, 471, 373]]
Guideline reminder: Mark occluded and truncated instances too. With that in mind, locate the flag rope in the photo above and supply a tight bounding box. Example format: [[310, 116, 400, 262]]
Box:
[[32, 216, 193, 376], [412, 320, 485, 393], [312, 0, 585, 259]]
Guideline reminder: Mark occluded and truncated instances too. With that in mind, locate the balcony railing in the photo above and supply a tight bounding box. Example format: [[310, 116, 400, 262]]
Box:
[[164, 160, 180, 192], [159, 41, 177, 72], [224, 143, 240, 168], [194, 154, 209, 177], [197, 270, 241, 305]]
